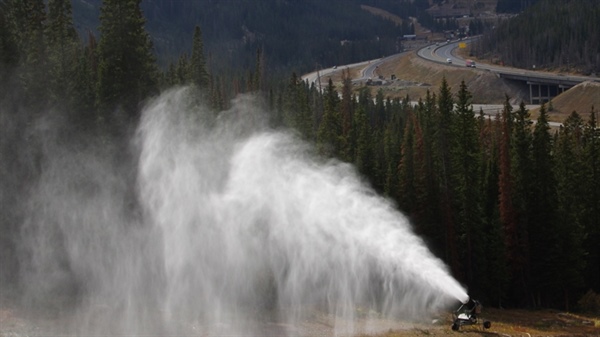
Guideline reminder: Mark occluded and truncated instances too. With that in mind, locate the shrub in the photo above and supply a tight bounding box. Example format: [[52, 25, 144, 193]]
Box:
[[578, 290, 600, 314]]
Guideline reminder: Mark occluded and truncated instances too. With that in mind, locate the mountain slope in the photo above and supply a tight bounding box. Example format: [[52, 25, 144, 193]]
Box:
[[72, 0, 429, 73], [473, 0, 600, 75]]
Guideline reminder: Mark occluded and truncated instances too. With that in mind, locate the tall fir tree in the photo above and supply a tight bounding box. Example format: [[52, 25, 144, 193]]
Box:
[[14, 0, 48, 111], [413, 91, 444, 255], [529, 103, 559, 307], [354, 88, 374, 177], [190, 25, 210, 90], [452, 80, 484, 292], [507, 101, 534, 304], [96, 0, 158, 126], [46, 0, 78, 109], [435, 76, 459, 276], [316, 78, 341, 157], [0, 0, 20, 99], [554, 111, 587, 309], [582, 107, 600, 291], [339, 69, 354, 162], [498, 97, 520, 283]]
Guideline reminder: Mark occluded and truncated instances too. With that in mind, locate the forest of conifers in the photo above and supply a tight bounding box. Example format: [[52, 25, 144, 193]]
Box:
[[475, 0, 600, 75], [1, 0, 600, 313]]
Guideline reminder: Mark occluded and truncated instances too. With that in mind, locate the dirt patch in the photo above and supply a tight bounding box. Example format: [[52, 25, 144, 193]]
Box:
[[367, 308, 600, 337], [2, 303, 599, 337]]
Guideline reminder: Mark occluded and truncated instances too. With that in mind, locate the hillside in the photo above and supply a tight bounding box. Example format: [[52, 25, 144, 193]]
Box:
[[71, 0, 431, 73], [473, 0, 600, 75], [533, 81, 600, 122], [321, 51, 527, 105]]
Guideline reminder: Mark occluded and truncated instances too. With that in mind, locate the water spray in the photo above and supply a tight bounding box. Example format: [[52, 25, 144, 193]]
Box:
[[19, 88, 469, 335]]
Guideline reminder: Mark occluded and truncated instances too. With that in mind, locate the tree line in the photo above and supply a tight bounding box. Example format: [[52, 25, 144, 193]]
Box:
[[1, 0, 600, 313]]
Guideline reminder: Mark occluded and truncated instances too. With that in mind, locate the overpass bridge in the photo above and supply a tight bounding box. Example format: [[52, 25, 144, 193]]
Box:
[[498, 73, 580, 104]]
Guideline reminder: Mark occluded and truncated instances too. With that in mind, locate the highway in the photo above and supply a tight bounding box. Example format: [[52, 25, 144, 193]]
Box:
[[301, 52, 410, 89], [417, 38, 599, 86], [302, 59, 374, 88]]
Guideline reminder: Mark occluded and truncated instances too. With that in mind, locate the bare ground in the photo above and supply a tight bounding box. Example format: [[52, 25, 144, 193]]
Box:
[[2, 303, 599, 337]]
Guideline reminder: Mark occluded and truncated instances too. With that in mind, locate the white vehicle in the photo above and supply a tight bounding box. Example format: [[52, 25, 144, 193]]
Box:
[[446, 58, 452, 64]]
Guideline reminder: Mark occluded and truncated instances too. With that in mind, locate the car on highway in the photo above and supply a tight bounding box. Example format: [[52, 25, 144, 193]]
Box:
[[466, 59, 476, 68], [446, 58, 452, 64]]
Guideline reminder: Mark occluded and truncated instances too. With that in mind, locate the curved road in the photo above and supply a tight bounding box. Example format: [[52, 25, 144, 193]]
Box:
[[417, 38, 599, 85], [302, 52, 410, 88]]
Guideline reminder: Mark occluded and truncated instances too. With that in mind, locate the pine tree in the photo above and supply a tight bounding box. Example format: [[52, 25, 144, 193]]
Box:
[[398, 113, 416, 212], [498, 97, 520, 279], [46, 0, 78, 108], [339, 69, 354, 162], [354, 88, 373, 177], [435, 77, 459, 275], [317, 78, 341, 157], [0, 0, 20, 99], [96, 0, 158, 125], [529, 103, 559, 307], [452, 80, 484, 291], [582, 106, 600, 291], [72, 35, 99, 128], [477, 110, 508, 305], [283, 72, 312, 139], [190, 25, 210, 90], [413, 91, 444, 256], [12, 0, 48, 111], [554, 111, 587, 309]]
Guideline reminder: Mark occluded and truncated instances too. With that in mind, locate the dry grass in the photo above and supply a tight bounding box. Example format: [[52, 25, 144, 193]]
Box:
[[362, 308, 600, 337], [534, 81, 600, 124]]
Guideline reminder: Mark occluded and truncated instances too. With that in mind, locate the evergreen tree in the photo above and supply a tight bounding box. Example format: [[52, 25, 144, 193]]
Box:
[[414, 91, 444, 255], [398, 113, 416, 212], [452, 80, 484, 292], [354, 88, 374, 177], [553, 111, 587, 309], [283, 72, 312, 139], [13, 0, 48, 111], [339, 69, 354, 162], [72, 35, 99, 128], [509, 101, 534, 304], [435, 77, 459, 275], [529, 103, 559, 307], [96, 0, 158, 125], [190, 25, 210, 90], [46, 0, 78, 108], [498, 97, 520, 283], [0, 0, 19, 98], [317, 78, 341, 157], [582, 107, 600, 291], [477, 111, 508, 305]]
